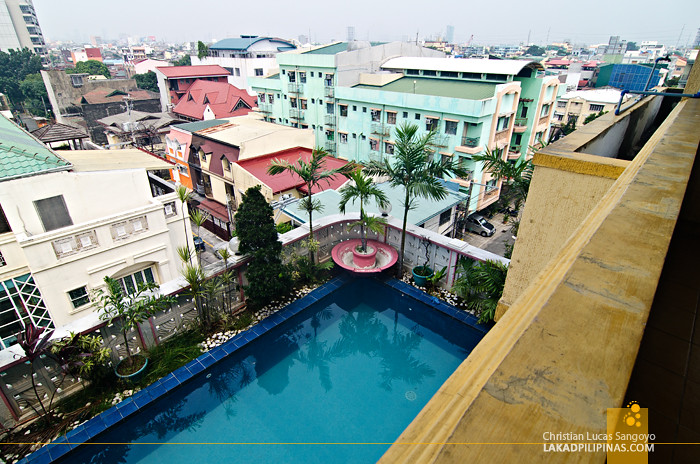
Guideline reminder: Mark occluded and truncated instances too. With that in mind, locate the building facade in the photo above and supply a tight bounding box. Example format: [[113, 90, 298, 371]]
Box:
[[0, 0, 46, 59], [154, 65, 231, 111], [552, 88, 629, 126]]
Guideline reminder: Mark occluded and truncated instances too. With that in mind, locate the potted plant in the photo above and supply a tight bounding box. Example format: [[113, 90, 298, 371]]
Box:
[[412, 237, 434, 287], [348, 212, 387, 268], [95, 276, 174, 382]]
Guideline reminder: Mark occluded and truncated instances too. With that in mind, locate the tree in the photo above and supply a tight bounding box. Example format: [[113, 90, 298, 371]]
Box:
[[626, 42, 639, 51], [190, 209, 209, 264], [95, 276, 173, 370], [525, 45, 545, 56], [0, 48, 43, 108], [452, 257, 508, 323], [197, 41, 209, 60], [66, 60, 111, 79], [473, 147, 533, 212], [364, 123, 468, 276], [338, 169, 389, 252], [267, 148, 354, 263], [19, 73, 48, 116], [234, 186, 290, 308], [583, 110, 607, 125], [176, 185, 193, 265], [174, 55, 192, 66], [561, 117, 577, 135], [134, 71, 159, 92]]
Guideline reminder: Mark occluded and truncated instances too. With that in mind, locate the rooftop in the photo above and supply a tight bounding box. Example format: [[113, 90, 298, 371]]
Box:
[[79, 89, 158, 105], [30, 123, 88, 143], [560, 87, 628, 104], [155, 65, 231, 79], [381, 57, 544, 75], [235, 147, 350, 194], [172, 119, 228, 133], [57, 148, 175, 172], [0, 116, 71, 181], [97, 110, 182, 131], [195, 114, 306, 147], [354, 77, 498, 100], [209, 36, 296, 51], [172, 80, 256, 120], [282, 180, 466, 224]]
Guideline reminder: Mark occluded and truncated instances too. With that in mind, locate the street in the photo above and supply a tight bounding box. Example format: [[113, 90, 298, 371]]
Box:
[[458, 213, 516, 258]]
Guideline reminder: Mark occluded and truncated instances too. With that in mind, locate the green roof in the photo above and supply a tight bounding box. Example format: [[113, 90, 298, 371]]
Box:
[[354, 77, 498, 100], [282, 181, 465, 225], [172, 119, 227, 133], [0, 116, 71, 181]]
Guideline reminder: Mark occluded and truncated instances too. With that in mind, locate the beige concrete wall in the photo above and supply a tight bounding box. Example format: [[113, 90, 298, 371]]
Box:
[[496, 151, 628, 320]]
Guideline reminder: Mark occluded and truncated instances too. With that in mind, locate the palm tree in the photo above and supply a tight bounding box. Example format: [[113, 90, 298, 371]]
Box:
[[364, 122, 468, 275], [339, 170, 389, 252], [348, 213, 387, 252], [190, 209, 210, 264], [451, 257, 508, 323], [175, 185, 193, 265], [267, 147, 354, 263], [473, 148, 533, 212]]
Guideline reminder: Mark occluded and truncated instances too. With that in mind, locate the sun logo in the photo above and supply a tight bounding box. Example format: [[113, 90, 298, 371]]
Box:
[[623, 401, 643, 427]]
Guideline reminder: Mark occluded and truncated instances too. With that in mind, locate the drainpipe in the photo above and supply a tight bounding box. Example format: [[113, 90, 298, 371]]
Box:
[[643, 55, 671, 92], [614, 89, 700, 115]]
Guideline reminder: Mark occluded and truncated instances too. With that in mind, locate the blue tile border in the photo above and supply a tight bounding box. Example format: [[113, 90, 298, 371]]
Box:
[[20, 270, 484, 464]]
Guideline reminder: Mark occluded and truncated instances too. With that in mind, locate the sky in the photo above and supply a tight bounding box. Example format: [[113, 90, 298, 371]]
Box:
[[33, 0, 700, 47]]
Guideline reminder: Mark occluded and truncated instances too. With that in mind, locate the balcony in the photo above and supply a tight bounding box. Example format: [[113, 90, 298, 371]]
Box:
[[461, 136, 479, 147], [289, 109, 305, 120], [324, 86, 334, 98], [370, 123, 390, 137], [257, 102, 271, 114], [324, 114, 336, 126], [537, 115, 550, 127], [513, 117, 527, 133], [493, 128, 510, 148], [324, 141, 335, 153], [432, 135, 449, 148], [287, 82, 304, 94]]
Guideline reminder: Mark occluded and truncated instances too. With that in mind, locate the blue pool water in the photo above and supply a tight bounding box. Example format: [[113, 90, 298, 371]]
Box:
[[57, 277, 485, 464]]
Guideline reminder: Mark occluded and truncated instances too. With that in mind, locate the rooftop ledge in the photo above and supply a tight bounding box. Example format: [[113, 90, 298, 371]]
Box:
[[379, 97, 700, 462]]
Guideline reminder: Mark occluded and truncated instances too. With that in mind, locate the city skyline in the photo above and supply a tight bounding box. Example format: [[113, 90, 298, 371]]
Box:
[[33, 0, 699, 47]]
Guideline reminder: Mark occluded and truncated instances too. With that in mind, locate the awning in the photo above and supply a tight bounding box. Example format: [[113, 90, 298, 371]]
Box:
[[194, 198, 230, 223]]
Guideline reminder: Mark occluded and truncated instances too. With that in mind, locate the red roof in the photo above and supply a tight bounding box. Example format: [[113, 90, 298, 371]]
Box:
[[85, 48, 102, 59], [236, 147, 350, 194], [545, 59, 571, 66], [172, 79, 256, 120], [156, 65, 230, 78], [79, 89, 158, 105]]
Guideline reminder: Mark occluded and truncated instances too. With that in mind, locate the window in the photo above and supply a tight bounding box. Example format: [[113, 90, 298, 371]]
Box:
[[387, 112, 396, 124], [310, 72, 314, 77], [445, 120, 458, 135], [301, 99, 307, 110], [521, 106, 528, 117], [385, 142, 394, 154], [222, 158, 231, 171], [361, 134, 366, 140], [326, 130, 334, 141], [0, 205, 10, 234], [340, 133, 348, 144], [557, 101, 567, 108], [118, 267, 156, 295], [352, 105, 357, 111], [515, 134, 523, 145], [362, 107, 367, 113], [589, 104, 604, 112], [426, 117, 438, 131], [68, 287, 89, 309], [268, 94, 274, 104], [440, 71, 459, 78], [326, 102, 334, 114], [496, 115, 511, 131], [423, 70, 437, 76], [324, 74, 333, 86], [369, 139, 379, 151], [34, 195, 73, 232], [439, 210, 451, 226], [311, 98, 315, 104], [288, 71, 296, 82], [406, 69, 420, 75], [255, 68, 263, 76], [339, 105, 348, 117], [403, 111, 408, 118], [164, 201, 177, 217], [290, 97, 297, 108], [235, 68, 241, 76], [540, 103, 551, 118], [299, 72, 306, 83], [0, 251, 5, 267], [371, 109, 381, 122]]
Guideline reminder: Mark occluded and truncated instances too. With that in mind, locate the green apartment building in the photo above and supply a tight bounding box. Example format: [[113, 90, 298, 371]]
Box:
[[251, 44, 563, 213]]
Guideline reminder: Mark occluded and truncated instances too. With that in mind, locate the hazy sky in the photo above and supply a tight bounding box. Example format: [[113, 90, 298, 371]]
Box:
[[34, 0, 699, 47]]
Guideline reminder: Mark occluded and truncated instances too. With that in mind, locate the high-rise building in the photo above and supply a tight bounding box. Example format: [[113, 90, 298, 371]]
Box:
[[0, 0, 46, 59], [347, 26, 355, 42], [446, 25, 454, 44], [693, 27, 700, 48]]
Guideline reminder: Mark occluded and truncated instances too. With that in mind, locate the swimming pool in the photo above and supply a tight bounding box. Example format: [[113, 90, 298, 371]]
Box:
[[34, 275, 487, 464]]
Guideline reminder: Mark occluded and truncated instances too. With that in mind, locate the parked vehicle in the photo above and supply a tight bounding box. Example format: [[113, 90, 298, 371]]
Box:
[[193, 236, 206, 252], [465, 214, 495, 237]]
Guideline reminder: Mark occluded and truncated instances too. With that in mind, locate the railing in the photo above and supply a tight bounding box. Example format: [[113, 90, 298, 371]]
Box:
[[461, 136, 479, 147], [324, 140, 335, 153], [287, 82, 304, 94], [324, 115, 336, 126], [324, 86, 334, 98], [514, 117, 528, 127], [257, 102, 271, 113], [538, 115, 549, 126], [433, 135, 449, 147], [289, 109, 305, 120], [371, 123, 390, 136]]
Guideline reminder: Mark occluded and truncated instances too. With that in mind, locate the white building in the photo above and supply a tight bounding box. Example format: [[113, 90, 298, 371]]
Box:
[[0, 116, 193, 361], [191, 36, 297, 91], [0, 0, 46, 59], [552, 88, 629, 126]]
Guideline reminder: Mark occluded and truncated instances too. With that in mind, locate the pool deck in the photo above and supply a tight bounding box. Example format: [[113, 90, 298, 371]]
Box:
[[19, 272, 489, 464]]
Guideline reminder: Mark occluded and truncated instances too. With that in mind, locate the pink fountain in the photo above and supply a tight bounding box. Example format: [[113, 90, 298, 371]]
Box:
[[331, 239, 398, 274]]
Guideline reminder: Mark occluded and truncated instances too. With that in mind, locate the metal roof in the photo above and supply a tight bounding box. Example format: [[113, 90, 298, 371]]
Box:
[[282, 181, 466, 225], [381, 57, 544, 75], [0, 115, 71, 182], [171, 119, 228, 133], [30, 123, 88, 142], [354, 77, 498, 100], [560, 88, 626, 104], [155, 65, 230, 78], [210, 37, 295, 51]]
